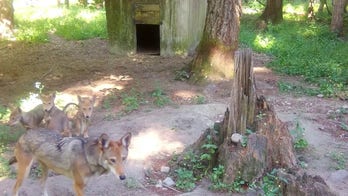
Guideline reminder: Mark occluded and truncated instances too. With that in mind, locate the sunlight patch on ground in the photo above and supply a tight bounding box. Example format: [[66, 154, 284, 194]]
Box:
[[129, 129, 184, 161], [253, 66, 272, 74], [254, 34, 275, 49], [174, 90, 197, 100], [63, 75, 131, 95], [243, 7, 259, 14], [90, 75, 132, 93]]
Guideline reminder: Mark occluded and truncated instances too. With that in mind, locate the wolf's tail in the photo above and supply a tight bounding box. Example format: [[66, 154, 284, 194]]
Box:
[[8, 156, 17, 165], [63, 102, 79, 113]]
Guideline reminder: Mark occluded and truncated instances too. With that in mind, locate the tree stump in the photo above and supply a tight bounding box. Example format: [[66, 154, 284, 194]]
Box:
[[174, 48, 335, 195]]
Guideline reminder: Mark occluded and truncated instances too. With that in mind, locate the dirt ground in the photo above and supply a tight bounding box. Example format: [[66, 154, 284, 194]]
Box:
[[0, 36, 347, 196]]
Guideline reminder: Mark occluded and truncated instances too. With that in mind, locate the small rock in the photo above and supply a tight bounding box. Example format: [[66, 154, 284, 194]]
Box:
[[160, 166, 170, 173], [155, 180, 163, 188], [317, 94, 324, 98], [163, 177, 175, 187], [231, 133, 243, 143]]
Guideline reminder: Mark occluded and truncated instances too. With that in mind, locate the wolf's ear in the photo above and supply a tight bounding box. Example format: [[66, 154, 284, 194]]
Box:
[[77, 95, 82, 103], [98, 133, 110, 149], [51, 92, 56, 98], [121, 132, 132, 149], [91, 95, 96, 104]]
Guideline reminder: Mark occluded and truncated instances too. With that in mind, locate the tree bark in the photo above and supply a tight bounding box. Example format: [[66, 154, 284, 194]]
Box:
[[331, 0, 345, 36], [189, 0, 242, 83], [260, 0, 283, 24], [0, 0, 14, 39], [228, 48, 256, 137], [105, 0, 135, 54]]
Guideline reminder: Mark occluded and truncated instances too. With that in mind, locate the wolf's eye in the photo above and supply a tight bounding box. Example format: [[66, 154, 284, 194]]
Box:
[[110, 158, 116, 164]]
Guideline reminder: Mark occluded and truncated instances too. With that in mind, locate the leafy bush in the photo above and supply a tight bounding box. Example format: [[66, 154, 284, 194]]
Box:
[[175, 168, 196, 191]]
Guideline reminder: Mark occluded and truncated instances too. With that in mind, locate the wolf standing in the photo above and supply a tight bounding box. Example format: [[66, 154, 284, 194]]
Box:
[[8, 104, 45, 129], [40, 92, 71, 137], [12, 128, 132, 196], [64, 95, 96, 138]]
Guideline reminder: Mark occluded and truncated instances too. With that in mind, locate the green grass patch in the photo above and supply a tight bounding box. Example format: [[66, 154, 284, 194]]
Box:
[[240, 2, 348, 97], [14, 5, 107, 42]]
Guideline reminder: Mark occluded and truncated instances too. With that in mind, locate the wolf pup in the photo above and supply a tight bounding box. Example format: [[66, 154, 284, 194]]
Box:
[[12, 128, 132, 196], [40, 92, 71, 137], [64, 95, 96, 138], [8, 104, 45, 129]]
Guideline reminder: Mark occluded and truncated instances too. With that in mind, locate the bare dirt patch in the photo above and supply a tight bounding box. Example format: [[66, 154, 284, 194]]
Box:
[[0, 38, 347, 195]]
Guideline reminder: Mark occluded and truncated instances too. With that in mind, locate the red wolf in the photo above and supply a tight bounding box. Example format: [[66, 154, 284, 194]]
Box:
[[39, 92, 71, 137], [12, 129, 132, 196], [63, 95, 96, 138], [8, 104, 45, 129]]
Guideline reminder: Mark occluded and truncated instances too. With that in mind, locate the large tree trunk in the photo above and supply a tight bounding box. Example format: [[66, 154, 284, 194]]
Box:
[[0, 0, 14, 39], [105, 0, 135, 54], [331, 0, 346, 36], [260, 0, 283, 24], [189, 0, 242, 83]]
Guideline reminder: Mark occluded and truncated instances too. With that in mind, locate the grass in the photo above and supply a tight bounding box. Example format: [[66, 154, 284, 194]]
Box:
[[290, 121, 309, 150], [13, 3, 107, 42], [240, 1, 348, 97], [329, 151, 346, 170], [151, 86, 171, 107]]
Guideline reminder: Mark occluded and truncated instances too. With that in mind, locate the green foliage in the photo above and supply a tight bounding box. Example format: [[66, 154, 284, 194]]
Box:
[[209, 165, 231, 191], [172, 133, 220, 191], [0, 125, 24, 145], [13, 5, 107, 42], [194, 95, 206, 104], [151, 87, 171, 107], [0, 105, 10, 122], [232, 176, 247, 193], [240, 10, 348, 96], [121, 89, 142, 113], [0, 121, 24, 178], [175, 168, 196, 191], [178, 150, 205, 179], [329, 152, 346, 170], [290, 121, 308, 150], [102, 91, 117, 110], [175, 70, 190, 81], [241, 136, 248, 147], [261, 169, 287, 196], [278, 81, 321, 96]]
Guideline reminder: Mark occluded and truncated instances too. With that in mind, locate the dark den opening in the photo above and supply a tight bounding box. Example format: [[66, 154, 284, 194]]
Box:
[[136, 24, 160, 55]]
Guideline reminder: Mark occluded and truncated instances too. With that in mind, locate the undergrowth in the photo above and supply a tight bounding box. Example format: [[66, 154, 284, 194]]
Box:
[[240, 1, 347, 97]]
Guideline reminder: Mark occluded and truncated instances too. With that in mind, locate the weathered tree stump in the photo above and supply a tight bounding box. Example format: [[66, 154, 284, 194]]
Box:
[[174, 48, 335, 195], [228, 48, 256, 138]]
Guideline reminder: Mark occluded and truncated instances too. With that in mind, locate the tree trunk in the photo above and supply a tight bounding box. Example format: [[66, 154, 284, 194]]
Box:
[[307, 0, 315, 20], [331, 0, 345, 36], [105, 0, 135, 54], [79, 0, 88, 7], [0, 0, 14, 39], [189, 0, 242, 83], [260, 0, 283, 24], [227, 48, 256, 137]]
